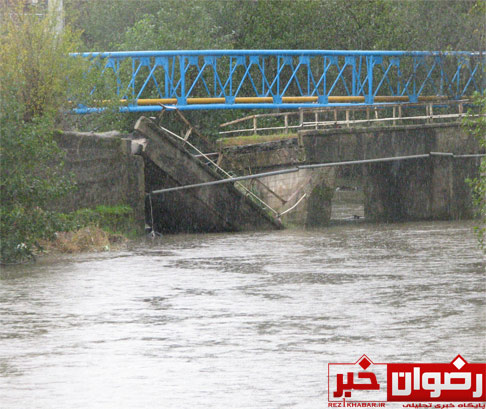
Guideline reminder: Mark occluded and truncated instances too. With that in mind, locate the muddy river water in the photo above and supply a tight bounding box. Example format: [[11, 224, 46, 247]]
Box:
[[1, 220, 485, 408]]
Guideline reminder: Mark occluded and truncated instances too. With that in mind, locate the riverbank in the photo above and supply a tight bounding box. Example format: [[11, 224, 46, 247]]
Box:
[[39, 226, 129, 255]]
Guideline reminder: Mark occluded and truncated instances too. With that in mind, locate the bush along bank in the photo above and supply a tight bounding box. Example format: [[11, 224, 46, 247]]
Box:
[[0, 5, 137, 265], [1, 205, 136, 265], [42, 204, 137, 256]]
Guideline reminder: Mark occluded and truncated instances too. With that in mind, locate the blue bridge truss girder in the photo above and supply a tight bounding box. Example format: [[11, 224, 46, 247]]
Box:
[[71, 49, 485, 113]]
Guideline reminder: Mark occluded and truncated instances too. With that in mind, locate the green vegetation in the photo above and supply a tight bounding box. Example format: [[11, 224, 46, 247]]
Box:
[[0, 2, 129, 264], [66, 0, 484, 52], [1, 3, 77, 263], [28, 205, 135, 255], [463, 94, 486, 250], [60, 205, 135, 237], [217, 133, 298, 147]]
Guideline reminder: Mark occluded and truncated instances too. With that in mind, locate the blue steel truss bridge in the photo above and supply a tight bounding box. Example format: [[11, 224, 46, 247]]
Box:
[[71, 49, 485, 113]]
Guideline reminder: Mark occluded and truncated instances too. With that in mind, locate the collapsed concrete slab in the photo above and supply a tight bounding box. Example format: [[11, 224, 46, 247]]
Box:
[[134, 116, 282, 233]]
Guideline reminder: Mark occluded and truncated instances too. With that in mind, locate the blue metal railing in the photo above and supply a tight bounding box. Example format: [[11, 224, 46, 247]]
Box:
[[71, 49, 485, 112]]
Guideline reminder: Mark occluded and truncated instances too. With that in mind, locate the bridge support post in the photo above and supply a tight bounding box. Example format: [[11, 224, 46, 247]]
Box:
[[365, 56, 376, 105], [305, 179, 334, 227]]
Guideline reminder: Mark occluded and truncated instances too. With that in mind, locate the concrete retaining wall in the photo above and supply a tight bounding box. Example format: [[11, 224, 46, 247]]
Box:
[[301, 123, 480, 163], [53, 131, 145, 231]]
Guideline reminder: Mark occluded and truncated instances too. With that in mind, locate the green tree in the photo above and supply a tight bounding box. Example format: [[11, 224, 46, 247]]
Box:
[[117, 0, 232, 51], [0, 1, 121, 263], [463, 94, 486, 250], [64, 0, 163, 50], [0, 3, 74, 262], [211, 0, 396, 50], [388, 0, 484, 51], [64, 0, 485, 54]]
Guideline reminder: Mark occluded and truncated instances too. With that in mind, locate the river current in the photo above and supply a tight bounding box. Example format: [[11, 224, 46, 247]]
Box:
[[0, 221, 485, 408]]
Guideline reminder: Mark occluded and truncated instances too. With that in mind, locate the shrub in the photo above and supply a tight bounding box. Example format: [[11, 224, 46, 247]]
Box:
[[60, 205, 134, 235], [463, 93, 486, 249], [0, 2, 122, 263]]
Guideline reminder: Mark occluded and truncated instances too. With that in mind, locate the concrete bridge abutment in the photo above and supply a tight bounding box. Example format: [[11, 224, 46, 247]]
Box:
[[301, 123, 482, 223]]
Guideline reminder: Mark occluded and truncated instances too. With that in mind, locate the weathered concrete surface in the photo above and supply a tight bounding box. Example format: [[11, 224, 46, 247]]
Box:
[[245, 168, 335, 226], [302, 172, 335, 227], [301, 123, 480, 163], [135, 117, 282, 233], [219, 138, 304, 171], [53, 131, 146, 231], [364, 154, 482, 221], [301, 123, 482, 221], [220, 138, 334, 226]]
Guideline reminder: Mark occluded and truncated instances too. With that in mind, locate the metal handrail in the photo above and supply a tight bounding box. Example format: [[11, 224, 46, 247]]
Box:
[[218, 101, 481, 136]]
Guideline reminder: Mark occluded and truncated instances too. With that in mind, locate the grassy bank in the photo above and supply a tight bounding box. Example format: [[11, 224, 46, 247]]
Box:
[[217, 133, 297, 147], [3, 205, 138, 264], [46, 204, 137, 254], [39, 226, 128, 254]]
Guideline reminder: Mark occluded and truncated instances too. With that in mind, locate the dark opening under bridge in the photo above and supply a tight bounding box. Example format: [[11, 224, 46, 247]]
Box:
[[72, 49, 485, 113]]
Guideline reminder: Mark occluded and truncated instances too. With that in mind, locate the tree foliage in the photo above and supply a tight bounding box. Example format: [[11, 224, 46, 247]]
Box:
[[1, 3, 84, 121], [0, 3, 72, 262], [463, 94, 486, 250], [0, 1, 122, 263], [118, 0, 233, 51], [66, 0, 483, 53]]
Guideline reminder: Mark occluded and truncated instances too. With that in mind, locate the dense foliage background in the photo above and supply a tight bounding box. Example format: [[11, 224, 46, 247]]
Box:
[[65, 0, 485, 52]]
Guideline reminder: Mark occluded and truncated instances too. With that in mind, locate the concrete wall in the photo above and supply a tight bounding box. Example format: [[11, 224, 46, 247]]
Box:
[[363, 154, 481, 221], [301, 123, 480, 163], [221, 138, 335, 226], [220, 138, 304, 171], [54, 131, 145, 231], [247, 168, 335, 226]]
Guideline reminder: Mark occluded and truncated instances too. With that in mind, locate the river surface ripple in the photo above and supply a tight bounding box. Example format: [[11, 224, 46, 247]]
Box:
[[0, 221, 485, 408]]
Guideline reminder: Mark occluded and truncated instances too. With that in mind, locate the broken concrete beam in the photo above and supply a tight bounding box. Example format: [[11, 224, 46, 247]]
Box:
[[134, 116, 282, 232]]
